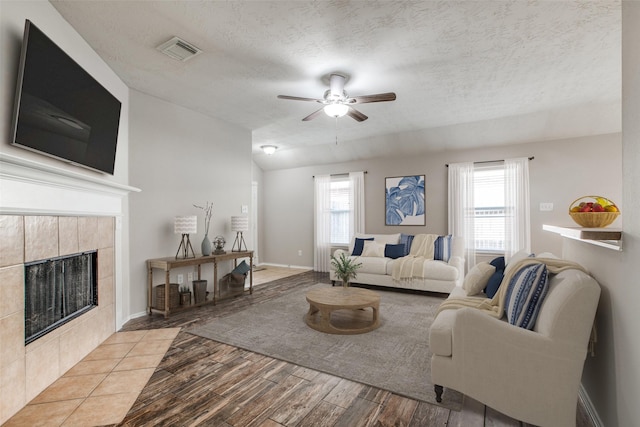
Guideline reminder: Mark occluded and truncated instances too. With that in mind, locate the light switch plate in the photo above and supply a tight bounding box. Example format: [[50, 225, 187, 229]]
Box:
[[540, 202, 554, 211]]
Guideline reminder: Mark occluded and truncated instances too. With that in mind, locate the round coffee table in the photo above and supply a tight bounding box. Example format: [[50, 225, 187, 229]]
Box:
[[304, 286, 381, 334]]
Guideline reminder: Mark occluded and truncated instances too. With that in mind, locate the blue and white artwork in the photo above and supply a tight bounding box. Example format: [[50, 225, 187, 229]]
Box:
[[385, 175, 425, 225]]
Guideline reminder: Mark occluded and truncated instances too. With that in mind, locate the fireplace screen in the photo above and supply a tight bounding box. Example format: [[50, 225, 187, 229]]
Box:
[[25, 251, 98, 344]]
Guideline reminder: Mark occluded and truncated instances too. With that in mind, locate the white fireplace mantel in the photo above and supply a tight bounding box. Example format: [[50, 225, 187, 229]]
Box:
[[0, 152, 140, 216], [1, 152, 141, 332]]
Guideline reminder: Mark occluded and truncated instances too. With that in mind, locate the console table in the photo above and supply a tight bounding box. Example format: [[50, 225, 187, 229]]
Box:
[[147, 251, 253, 317]]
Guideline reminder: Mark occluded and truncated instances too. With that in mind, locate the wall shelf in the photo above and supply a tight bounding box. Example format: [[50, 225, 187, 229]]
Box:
[[543, 224, 622, 251]]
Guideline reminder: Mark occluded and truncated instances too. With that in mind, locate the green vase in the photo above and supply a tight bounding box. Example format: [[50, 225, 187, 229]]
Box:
[[201, 234, 212, 256]]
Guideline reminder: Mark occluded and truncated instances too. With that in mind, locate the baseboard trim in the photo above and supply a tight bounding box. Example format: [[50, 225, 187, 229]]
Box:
[[128, 310, 149, 321], [258, 262, 314, 270], [579, 384, 604, 427]]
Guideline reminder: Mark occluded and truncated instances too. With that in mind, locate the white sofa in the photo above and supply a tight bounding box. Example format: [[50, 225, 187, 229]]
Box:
[[329, 233, 464, 294], [429, 254, 600, 426]]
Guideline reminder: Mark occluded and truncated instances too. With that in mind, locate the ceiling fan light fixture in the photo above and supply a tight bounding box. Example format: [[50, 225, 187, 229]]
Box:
[[261, 145, 278, 155], [323, 103, 349, 118], [278, 72, 395, 122]]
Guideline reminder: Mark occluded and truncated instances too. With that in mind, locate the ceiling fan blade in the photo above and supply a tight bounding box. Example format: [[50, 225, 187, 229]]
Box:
[[347, 107, 368, 122], [277, 95, 323, 103], [348, 92, 397, 104], [302, 107, 325, 121]]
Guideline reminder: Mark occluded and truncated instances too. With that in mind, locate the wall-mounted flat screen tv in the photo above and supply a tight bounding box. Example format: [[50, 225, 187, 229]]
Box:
[[12, 20, 122, 175]]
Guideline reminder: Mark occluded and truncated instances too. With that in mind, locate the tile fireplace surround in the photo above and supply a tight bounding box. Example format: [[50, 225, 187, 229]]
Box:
[[0, 215, 116, 423]]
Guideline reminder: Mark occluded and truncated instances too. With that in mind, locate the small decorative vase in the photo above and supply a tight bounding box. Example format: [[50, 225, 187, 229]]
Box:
[[201, 234, 212, 256], [342, 279, 350, 288]]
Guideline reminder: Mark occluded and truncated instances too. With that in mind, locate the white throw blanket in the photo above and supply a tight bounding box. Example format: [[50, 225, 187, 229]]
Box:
[[392, 234, 439, 282]]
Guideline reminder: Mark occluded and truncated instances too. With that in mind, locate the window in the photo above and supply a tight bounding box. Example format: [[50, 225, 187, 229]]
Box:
[[330, 177, 350, 245], [314, 171, 364, 272], [473, 165, 505, 252], [449, 157, 530, 265]]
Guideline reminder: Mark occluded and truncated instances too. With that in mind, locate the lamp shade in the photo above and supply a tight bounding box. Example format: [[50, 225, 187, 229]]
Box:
[[174, 215, 197, 234], [231, 216, 249, 232]]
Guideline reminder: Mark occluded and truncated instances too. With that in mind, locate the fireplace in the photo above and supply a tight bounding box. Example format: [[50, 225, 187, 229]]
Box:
[[24, 251, 98, 345], [0, 153, 138, 424], [0, 213, 117, 418]]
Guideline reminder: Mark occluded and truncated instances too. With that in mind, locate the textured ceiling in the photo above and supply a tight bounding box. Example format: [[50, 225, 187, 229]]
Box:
[[50, 0, 621, 171]]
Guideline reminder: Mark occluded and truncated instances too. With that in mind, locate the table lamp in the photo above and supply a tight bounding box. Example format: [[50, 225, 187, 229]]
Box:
[[231, 216, 248, 252], [174, 215, 197, 259]]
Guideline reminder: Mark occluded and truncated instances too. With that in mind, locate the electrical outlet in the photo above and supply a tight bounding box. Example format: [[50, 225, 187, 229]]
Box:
[[241, 205, 248, 213], [177, 274, 184, 284], [298, 250, 302, 256], [540, 202, 554, 212], [187, 272, 193, 282]]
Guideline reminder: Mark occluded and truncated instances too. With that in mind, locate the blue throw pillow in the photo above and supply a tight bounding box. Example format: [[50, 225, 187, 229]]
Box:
[[384, 244, 405, 259], [352, 237, 374, 256], [231, 260, 251, 276], [399, 234, 414, 256], [433, 235, 452, 262], [505, 263, 549, 330], [484, 271, 504, 298], [484, 256, 506, 297], [489, 256, 505, 271]]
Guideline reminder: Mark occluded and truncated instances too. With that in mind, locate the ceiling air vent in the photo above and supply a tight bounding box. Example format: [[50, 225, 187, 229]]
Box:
[[156, 37, 202, 62]]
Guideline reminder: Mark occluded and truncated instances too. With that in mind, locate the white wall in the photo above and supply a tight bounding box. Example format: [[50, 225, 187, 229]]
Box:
[[128, 90, 252, 317], [251, 161, 264, 265], [566, 3, 639, 426], [261, 133, 621, 268]]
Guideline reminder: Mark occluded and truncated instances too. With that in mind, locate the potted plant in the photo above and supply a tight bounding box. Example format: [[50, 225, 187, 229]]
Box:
[[331, 252, 362, 288]]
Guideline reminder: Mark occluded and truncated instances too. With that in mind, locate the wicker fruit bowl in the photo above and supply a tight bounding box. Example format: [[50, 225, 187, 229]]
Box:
[[569, 196, 620, 228]]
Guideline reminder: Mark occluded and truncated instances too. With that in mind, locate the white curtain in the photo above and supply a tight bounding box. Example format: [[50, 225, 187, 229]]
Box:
[[349, 171, 366, 238], [448, 162, 475, 271], [314, 175, 332, 272], [504, 157, 531, 259]]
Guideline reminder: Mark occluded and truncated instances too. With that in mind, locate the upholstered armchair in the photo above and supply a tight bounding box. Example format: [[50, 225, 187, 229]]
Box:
[[429, 266, 600, 426]]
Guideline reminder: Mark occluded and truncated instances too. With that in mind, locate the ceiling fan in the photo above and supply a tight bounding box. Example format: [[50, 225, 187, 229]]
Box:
[[277, 73, 396, 122]]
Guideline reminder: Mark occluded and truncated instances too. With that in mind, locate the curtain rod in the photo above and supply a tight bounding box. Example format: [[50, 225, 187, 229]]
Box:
[[445, 156, 534, 167], [313, 171, 368, 178]]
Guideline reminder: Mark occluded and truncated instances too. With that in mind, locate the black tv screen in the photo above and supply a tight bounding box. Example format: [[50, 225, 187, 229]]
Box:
[[12, 20, 122, 175]]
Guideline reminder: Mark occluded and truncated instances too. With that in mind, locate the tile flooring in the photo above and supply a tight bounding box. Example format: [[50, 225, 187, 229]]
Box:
[[4, 328, 180, 427], [252, 265, 311, 286]]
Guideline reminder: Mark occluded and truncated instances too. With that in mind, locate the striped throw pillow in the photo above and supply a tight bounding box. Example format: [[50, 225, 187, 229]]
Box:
[[504, 263, 549, 330], [433, 235, 452, 262]]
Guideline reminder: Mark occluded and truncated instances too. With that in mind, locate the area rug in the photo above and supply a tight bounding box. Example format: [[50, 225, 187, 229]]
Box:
[[187, 283, 462, 410]]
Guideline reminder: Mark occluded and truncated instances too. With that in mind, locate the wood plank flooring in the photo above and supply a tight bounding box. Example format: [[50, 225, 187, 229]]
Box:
[[116, 271, 594, 427]]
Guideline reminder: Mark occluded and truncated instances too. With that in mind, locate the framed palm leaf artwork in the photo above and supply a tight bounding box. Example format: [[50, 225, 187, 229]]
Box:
[[385, 175, 425, 225]]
